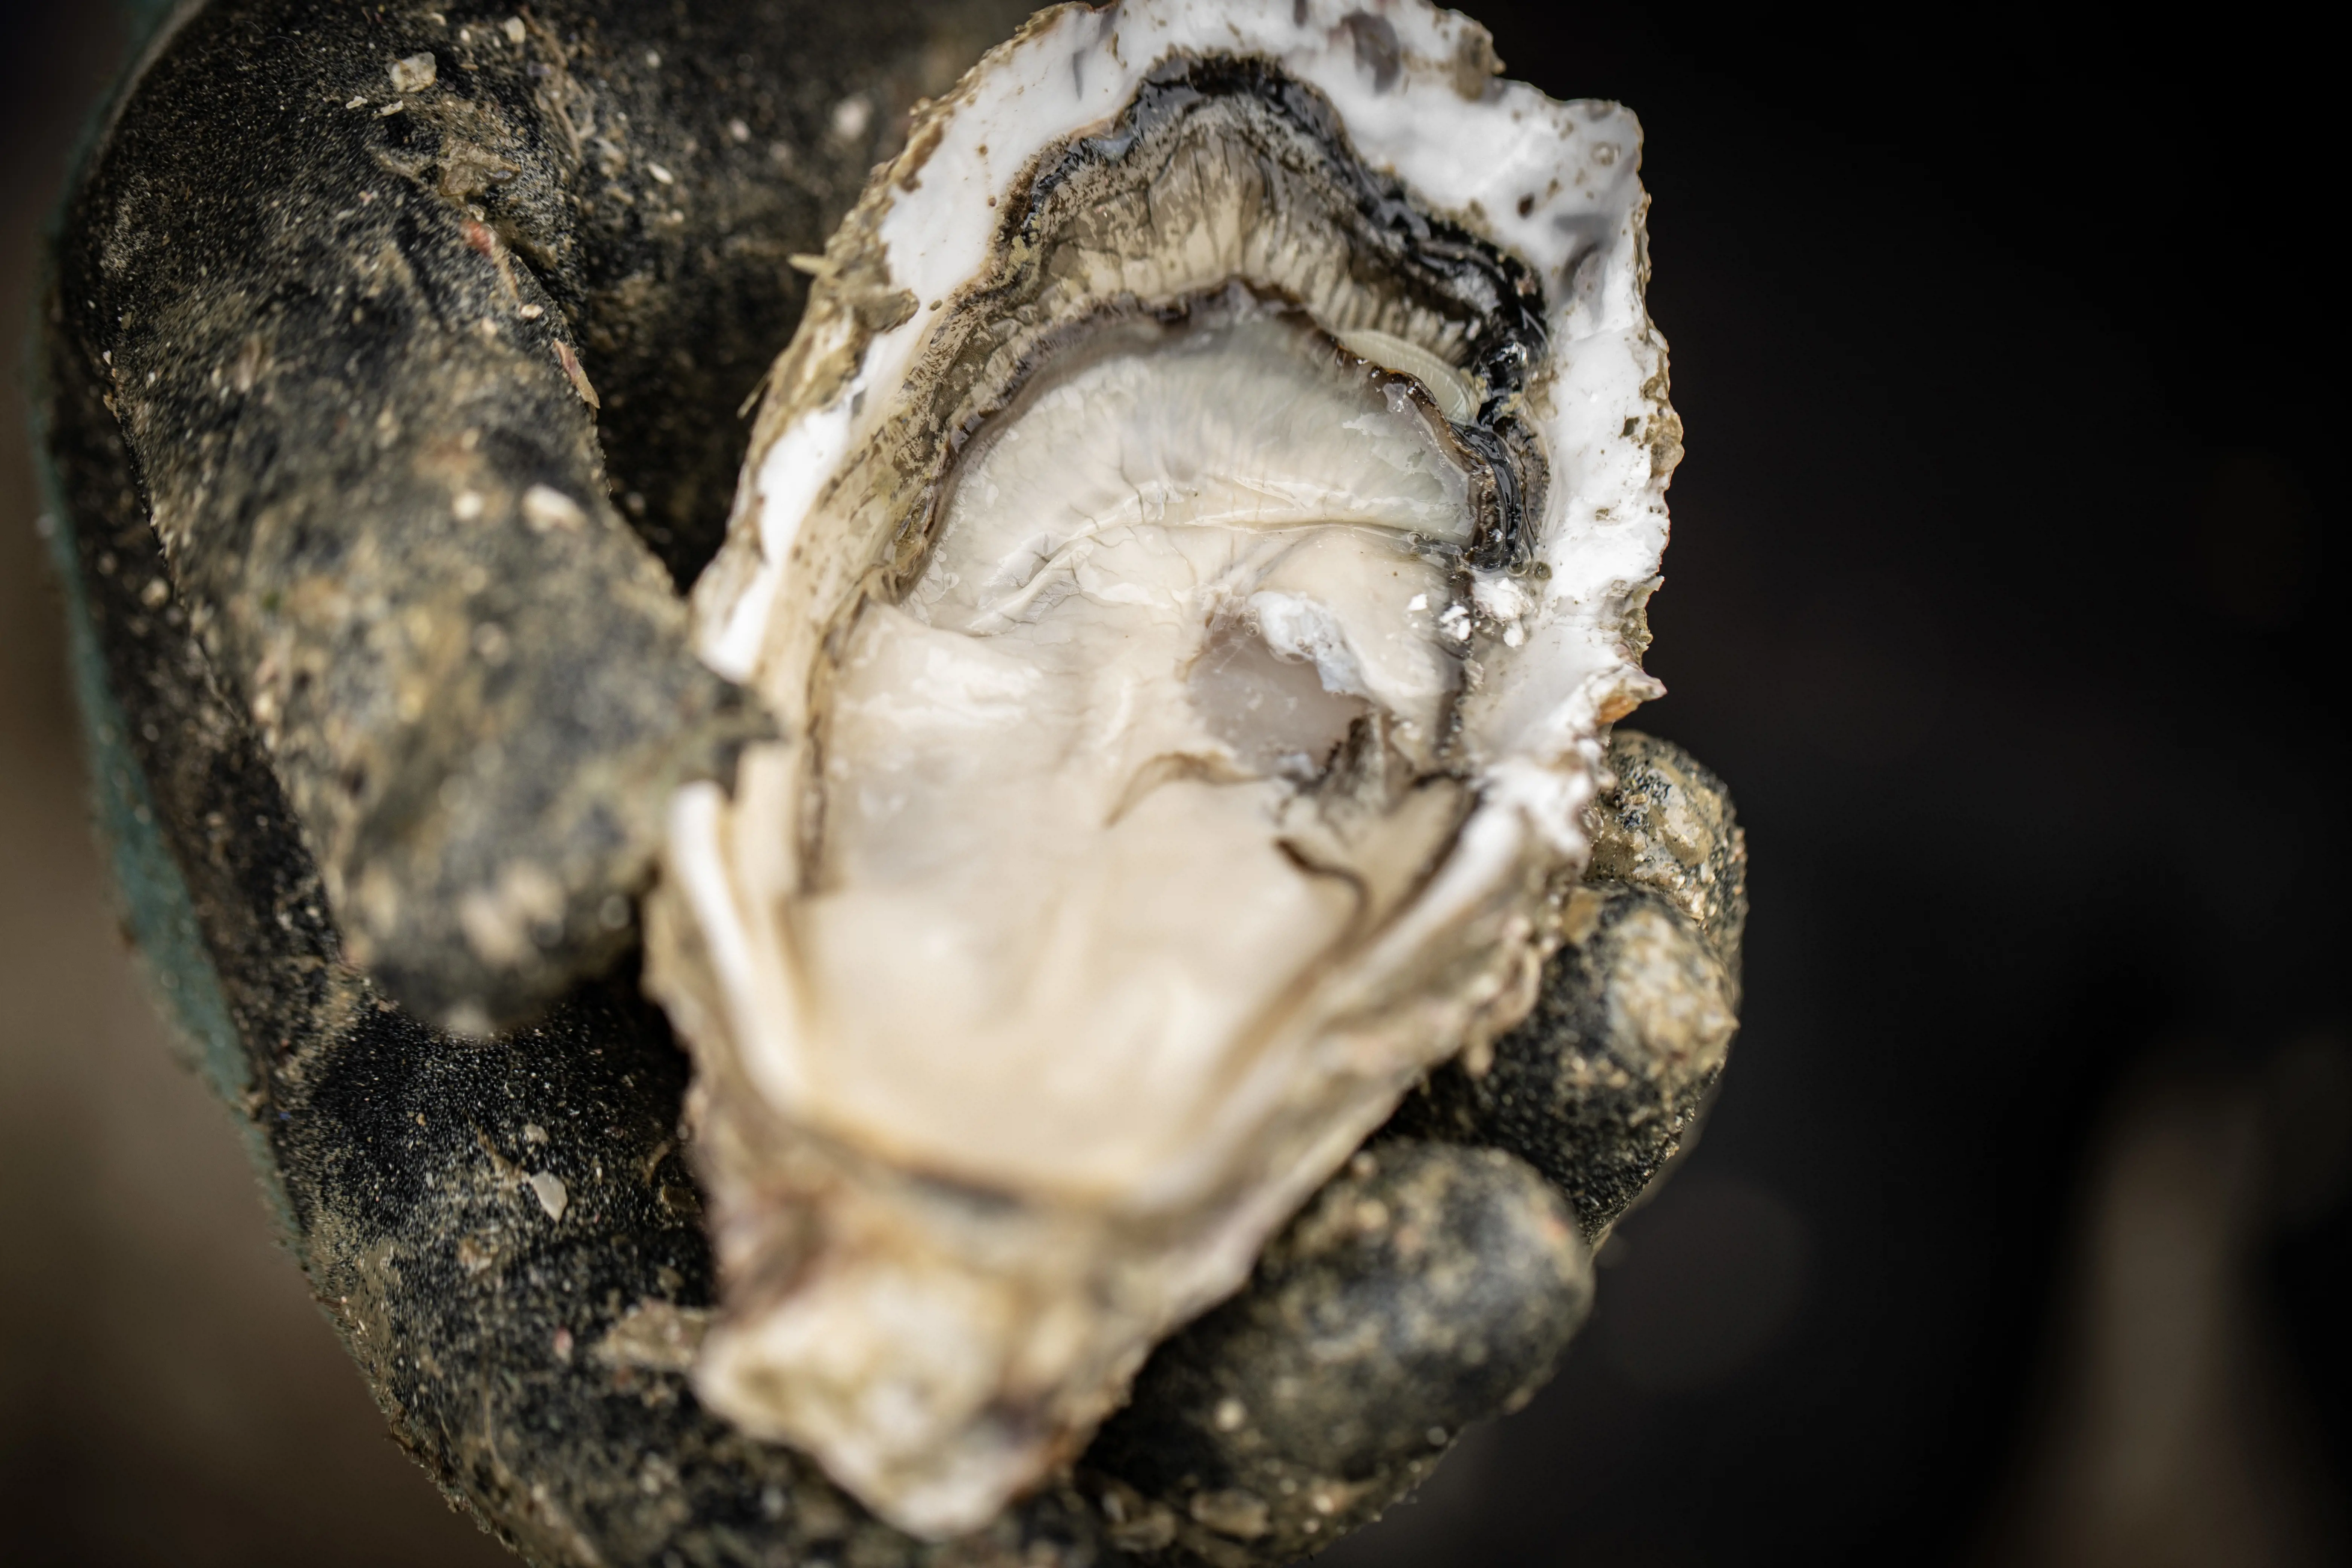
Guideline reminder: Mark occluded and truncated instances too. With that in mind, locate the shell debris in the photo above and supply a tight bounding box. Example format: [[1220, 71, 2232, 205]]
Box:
[[528, 1170, 569, 1222]]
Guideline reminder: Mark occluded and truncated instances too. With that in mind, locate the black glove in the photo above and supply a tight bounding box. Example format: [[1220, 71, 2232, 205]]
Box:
[[40, 4, 1744, 1562]]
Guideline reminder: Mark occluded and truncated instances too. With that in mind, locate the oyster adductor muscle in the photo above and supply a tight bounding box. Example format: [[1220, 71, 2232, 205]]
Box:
[[645, 0, 1676, 1537]]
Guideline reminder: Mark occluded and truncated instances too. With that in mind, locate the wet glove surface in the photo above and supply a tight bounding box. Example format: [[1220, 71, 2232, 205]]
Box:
[[40, 4, 1746, 1563]]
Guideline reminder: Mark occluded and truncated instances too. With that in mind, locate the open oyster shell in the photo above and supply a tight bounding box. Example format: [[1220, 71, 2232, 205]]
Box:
[[645, 0, 1675, 1536]]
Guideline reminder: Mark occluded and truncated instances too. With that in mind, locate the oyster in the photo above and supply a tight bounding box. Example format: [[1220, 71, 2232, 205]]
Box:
[[647, 0, 1674, 1536]]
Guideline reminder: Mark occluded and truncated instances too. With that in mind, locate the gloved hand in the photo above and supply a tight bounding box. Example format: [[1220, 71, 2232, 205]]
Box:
[[39, 3, 1744, 1563]]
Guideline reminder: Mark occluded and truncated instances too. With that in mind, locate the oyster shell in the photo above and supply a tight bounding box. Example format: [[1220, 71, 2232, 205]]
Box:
[[646, 0, 1674, 1536]]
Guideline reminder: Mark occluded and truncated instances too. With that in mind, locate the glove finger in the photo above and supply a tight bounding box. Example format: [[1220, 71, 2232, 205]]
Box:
[[60, 0, 1029, 1031], [1390, 730, 1749, 1238], [1083, 1140, 1591, 1566]]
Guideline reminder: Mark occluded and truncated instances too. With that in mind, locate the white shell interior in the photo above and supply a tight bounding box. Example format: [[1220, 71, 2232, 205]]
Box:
[[652, 0, 1676, 1537], [808, 309, 1470, 1203]]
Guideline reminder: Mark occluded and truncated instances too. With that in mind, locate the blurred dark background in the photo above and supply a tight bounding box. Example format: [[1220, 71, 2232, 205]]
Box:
[[3, 3, 2343, 1565]]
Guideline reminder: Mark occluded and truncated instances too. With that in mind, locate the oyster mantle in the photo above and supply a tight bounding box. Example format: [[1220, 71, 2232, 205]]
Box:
[[646, 0, 1676, 1536]]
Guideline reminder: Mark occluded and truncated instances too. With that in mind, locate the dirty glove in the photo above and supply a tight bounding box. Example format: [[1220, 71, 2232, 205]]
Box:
[[40, 3, 1744, 1563]]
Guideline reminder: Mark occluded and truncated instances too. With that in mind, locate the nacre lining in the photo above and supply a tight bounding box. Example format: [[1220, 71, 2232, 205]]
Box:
[[807, 298, 1472, 1200]]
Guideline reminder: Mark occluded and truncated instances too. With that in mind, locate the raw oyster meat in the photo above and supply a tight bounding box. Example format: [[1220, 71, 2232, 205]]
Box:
[[646, 0, 1676, 1536]]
